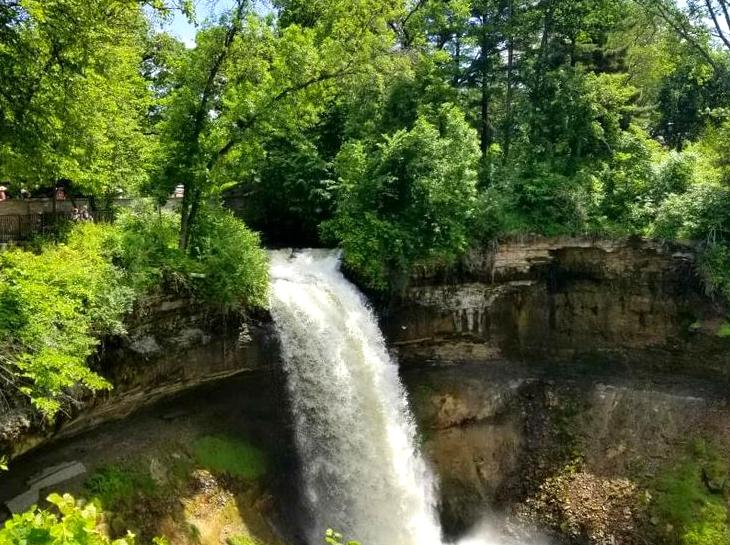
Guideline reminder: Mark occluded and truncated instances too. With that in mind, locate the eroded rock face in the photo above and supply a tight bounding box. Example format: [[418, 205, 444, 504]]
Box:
[[404, 363, 730, 543], [0, 297, 278, 460], [3, 238, 729, 545], [384, 237, 730, 379]]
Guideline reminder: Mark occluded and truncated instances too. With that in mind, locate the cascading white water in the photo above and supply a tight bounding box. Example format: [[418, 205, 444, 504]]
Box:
[[269, 250, 512, 545], [269, 249, 443, 545]]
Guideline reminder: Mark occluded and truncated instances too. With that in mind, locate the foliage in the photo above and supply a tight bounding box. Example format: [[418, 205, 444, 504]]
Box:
[[717, 322, 730, 338], [697, 244, 730, 302], [116, 204, 269, 309], [0, 224, 135, 416], [0, 1, 154, 196], [324, 529, 361, 545], [85, 465, 157, 510], [152, 0, 397, 249], [115, 204, 194, 294], [651, 183, 730, 241], [188, 206, 269, 310], [232, 134, 335, 245], [0, 205, 267, 416], [651, 439, 730, 545], [0, 493, 141, 545], [325, 104, 479, 289], [192, 435, 267, 481]]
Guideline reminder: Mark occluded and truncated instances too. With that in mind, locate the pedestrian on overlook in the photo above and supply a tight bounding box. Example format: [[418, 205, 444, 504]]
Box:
[[80, 206, 93, 222]]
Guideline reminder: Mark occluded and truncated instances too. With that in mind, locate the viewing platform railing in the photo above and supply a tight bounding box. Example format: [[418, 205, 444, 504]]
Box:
[[0, 210, 115, 243]]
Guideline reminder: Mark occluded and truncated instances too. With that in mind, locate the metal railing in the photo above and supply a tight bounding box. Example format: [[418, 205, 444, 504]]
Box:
[[0, 211, 114, 243]]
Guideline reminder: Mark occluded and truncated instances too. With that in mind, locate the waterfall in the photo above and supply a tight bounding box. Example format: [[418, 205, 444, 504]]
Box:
[[269, 249, 443, 545]]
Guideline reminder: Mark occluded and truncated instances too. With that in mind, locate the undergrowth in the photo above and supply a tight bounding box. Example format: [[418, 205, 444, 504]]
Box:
[[192, 435, 267, 481], [85, 464, 158, 509], [651, 439, 730, 545]]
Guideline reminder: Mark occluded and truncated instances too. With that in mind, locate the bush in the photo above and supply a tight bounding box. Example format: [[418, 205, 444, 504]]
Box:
[[115, 204, 195, 295], [235, 135, 335, 245], [0, 223, 135, 416], [324, 104, 479, 289], [117, 204, 269, 310], [505, 169, 591, 236], [0, 492, 166, 545], [697, 243, 730, 303], [189, 206, 269, 309], [651, 182, 730, 242], [0, 205, 268, 416], [652, 151, 696, 203]]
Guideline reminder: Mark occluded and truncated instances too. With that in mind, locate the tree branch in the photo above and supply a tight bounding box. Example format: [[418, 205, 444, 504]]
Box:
[[208, 68, 354, 172], [636, 0, 719, 70], [704, 0, 730, 51]]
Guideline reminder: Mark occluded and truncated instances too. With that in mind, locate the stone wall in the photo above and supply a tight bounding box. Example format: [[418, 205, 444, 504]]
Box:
[[383, 237, 730, 379]]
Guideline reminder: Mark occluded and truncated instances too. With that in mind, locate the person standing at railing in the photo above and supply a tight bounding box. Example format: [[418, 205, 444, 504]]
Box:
[[0, 186, 7, 202]]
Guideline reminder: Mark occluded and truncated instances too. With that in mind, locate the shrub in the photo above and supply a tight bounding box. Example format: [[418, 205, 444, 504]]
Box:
[[117, 204, 269, 310], [0, 492, 166, 545], [697, 243, 730, 303], [0, 223, 135, 416], [652, 151, 697, 203], [325, 529, 361, 545], [505, 169, 591, 236], [115, 203, 195, 295], [189, 206, 269, 309], [651, 182, 730, 242]]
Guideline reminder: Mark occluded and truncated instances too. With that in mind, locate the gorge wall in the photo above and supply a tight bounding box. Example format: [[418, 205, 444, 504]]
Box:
[[383, 237, 730, 379], [3, 237, 729, 545], [0, 297, 279, 460]]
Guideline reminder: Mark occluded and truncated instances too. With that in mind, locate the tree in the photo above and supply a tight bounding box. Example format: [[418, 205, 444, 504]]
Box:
[[0, 1, 157, 196], [155, 0, 399, 250], [325, 104, 480, 288], [635, 0, 730, 68]]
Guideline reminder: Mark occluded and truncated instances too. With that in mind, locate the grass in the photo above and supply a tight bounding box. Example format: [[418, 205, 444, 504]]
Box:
[[84, 464, 158, 509], [192, 435, 267, 481], [651, 439, 730, 545], [226, 536, 263, 545], [716, 321, 730, 338]]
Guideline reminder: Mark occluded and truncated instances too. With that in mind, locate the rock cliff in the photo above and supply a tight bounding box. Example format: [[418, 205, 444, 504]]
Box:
[[3, 237, 729, 545], [0, 297, 278, 460], [383, 237, 730, 379]]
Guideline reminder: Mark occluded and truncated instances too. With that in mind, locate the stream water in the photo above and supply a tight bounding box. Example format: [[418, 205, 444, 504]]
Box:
[[269, 250, 504, 545]]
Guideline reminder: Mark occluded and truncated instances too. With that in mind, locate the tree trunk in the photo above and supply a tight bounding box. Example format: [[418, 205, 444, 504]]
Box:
[[503, 0, 515, 162], [536, 0, 554, 88], [480, 76, 491, 157], [179, 184, 201, 251]]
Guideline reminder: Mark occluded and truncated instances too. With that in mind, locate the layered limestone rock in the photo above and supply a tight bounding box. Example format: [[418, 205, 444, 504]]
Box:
[[384, 237, 730, 378], [404, 363, 730, 543], [0, 297, 278, 460]]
